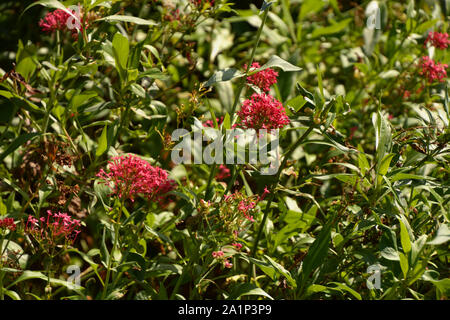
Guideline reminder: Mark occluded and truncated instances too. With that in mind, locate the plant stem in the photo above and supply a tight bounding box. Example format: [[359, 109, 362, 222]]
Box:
[[249, 126, 314, 281], [101, 200, 124, 299]]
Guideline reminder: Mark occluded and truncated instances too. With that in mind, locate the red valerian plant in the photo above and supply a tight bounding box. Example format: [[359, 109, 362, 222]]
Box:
[[191, 0, 215, 7], [236, 93, 290, 130], [39, 7, 89, 38], [245, 62, 279, 92], [25, 210, 81, 244], [215, 164, 231, 181], [419, 56, 448, 83], [0, 218, 16, 231], [96, 154, 176, 202], [39, 9, 72, 33], [424, 31, 450, 49]]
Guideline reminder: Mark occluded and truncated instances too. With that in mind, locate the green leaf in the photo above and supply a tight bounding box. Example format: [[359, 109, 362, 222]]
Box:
[[379, 70, 400, 79], [98, 15, 157, 25], [0, 198, 6, 216], [381, 247, 400, 261], [300, 218, 333, 284], [399, 252, 409, 279], [130, 83, 146, 98], [222, 112, 231, 130], [112, 32, 129, 79], [228, 283, 273, 300], [264, 255, 296, 288], [427, 224, 450, 245], [317, 65, 324, 98], [0, 133, 41, 162], [390, 173, 435, 182], [328, 282, 362, 300], [373, 111, 392, 174], [205, 68, 244, 87], [22, 0, 75, 19], [95, 125, 108, 158], [3, 289, 21, 300], [399, 221, 412, 253], [310, 19, 352, 38], [252, 55, 302, 73], [357, 148, 370, 176]]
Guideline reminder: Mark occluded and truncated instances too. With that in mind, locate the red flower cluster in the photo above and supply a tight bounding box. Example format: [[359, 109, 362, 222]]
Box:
[[203, 116, 224, 128], [215, 164, 231, 181], [245, 62, 279, 92], [0, 217, 16, 231], [39, 9, 72, 33], [425, 31, 450, 49], [237, 93, 290, 130], [191, 0, 215, 7], [96, 154, 176, 202], [420, 56, 448, 83], [39, 8, 86, 38], [212, 250, 232, 268], [26, 211, 81, 243]]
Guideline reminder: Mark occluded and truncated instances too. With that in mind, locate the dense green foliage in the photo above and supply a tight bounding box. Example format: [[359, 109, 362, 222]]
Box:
[[0, 0, 449, 300]]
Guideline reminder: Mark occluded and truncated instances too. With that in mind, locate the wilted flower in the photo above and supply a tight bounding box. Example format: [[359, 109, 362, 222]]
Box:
[[419, 56, 448, 83], [245, 62, 278, 92], [237, 93, 290, 130], [424, 31, 450, 49], [96, 154, 176, 202]]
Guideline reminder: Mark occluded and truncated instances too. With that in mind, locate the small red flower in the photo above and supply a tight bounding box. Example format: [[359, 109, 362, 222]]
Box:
[[245, 62, 278, 92], [424, 31, 450, 49], [0, 217, 16, 231], [419, 56, 448, 83], [25, 211, 81, 243], [96, 154, 176, 202], [237, 93, 290, 130], [216, 165, 231, 181]]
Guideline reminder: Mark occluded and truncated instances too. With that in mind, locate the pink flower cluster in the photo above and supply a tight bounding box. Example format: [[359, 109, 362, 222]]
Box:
[[191, 0, 215, 7], [212, 250, 232, 268], [0, 217, 16, 231], [245, 62, 279, 92], [224, 188, 269, 223], [203, 116, 224, 128], [96, 154, 176, 202], [425, 31, 450, 50], [420, 56, 448, 83], [26, 210, 81, 243], [237, 93, 290, 131], [39, 8, 87, 38], [39, 9, 72, 33], [216, 164, 231, 181]]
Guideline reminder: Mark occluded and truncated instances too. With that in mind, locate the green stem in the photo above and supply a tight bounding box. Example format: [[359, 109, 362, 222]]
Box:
[[249, 127, 314, 280], [101, 200, 124, 299], [230, 8, 269, 120]]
